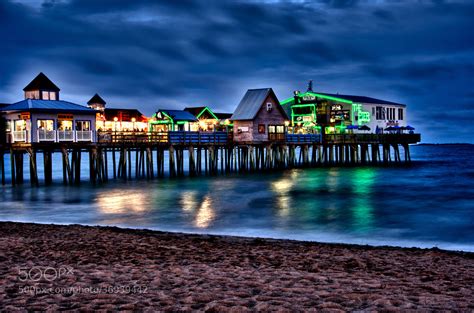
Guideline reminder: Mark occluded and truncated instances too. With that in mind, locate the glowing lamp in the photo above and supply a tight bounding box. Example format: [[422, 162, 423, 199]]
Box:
[[113, 117, 118, 122], [131, 117, 136, 123]]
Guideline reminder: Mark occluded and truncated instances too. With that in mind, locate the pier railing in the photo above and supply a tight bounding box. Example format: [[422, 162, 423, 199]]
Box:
[[324, 133, 421, 144], [286, 133, 322, 143], [97, 131, 230, 145]]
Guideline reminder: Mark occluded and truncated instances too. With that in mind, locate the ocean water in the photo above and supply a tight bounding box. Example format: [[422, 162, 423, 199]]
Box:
[[1, 144, 473, 252]]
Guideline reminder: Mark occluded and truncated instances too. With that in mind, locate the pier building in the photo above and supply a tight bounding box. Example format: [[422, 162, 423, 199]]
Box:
[[2, 73, 96, 143], [231, 88, 289, 143], [280, 81, 407, 134]]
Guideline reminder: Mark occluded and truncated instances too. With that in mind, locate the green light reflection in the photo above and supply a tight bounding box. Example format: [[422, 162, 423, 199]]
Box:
[[351, 168, 377, 232]]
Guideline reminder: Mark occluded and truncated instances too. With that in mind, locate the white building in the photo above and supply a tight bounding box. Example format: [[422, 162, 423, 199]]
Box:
[[316, 93, 407, 133], [1, 73, 97, 143]]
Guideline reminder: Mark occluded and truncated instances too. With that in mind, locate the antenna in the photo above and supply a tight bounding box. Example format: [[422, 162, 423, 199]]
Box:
[[307, 80, 313, 92]]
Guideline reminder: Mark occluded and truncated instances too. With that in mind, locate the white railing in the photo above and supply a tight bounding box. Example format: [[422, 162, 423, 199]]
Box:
[[76, 130, 93, 141], [57, 130, 74, 141], [12, 131, 27, 142], [38, 130, 56, 142]]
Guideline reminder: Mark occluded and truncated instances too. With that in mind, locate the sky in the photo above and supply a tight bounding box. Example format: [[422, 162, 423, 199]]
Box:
[[1, 0, 473, 143]]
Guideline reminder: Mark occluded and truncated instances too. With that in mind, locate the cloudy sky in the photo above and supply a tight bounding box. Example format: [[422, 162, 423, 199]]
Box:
[[1, 0, 473, 143]]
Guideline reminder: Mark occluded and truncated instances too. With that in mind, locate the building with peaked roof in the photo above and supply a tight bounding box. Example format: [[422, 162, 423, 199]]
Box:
[[231, 88, 289, 143], [23, 72, 60, 101], [149, 109, 197, 132], [184, 106, 233, 131], [280, 82, 407, 134], [87, 93, 148, 131], [184, 106, 219, 131], [87, 93, 106, 111], [1, 73, 96, 143]]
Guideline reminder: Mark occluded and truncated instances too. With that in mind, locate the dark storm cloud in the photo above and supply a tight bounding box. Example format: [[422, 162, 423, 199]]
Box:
[[1, 0, 474, 142]]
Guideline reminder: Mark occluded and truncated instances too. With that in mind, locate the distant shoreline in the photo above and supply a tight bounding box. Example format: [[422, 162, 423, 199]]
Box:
[[1, 221, 473, 311], [417, 142, 473, 145]]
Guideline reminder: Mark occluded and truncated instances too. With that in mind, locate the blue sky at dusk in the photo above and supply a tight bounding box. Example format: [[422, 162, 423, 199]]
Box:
[[1, 0, 473, 143]]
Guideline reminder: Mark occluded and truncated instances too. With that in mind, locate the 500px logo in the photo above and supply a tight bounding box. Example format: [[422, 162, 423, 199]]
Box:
[[18, 266, 74, 282]]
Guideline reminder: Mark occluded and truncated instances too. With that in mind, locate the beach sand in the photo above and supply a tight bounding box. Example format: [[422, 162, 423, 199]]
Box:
[[0, 222, 473, 311]]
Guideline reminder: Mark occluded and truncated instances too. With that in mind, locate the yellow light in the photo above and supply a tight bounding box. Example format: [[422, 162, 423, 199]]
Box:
[[113, 117, 118, 122], [284, 120, 290, 127], [195, 195, 215, 228], [131, 117, 136, 123], [198, 120, 207, 129]]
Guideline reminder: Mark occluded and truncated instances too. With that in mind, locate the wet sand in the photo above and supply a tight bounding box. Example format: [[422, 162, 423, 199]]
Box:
[[0, 222, 473, 311]]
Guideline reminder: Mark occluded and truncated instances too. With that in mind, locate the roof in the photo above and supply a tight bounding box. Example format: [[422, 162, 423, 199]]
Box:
[[316, 92, 405, 106], [214, 112, 232, 120], [231, 88, 287, 120], [1, 99, 96, 114], [104, 108, 147, 122], [280, 91, 405, 107], [184, 106, 207, 117], [88, 93, 106, 105], [155, 109, 197, 122], [0, 103, 10, 109], [184, 106, 219, 120], [23, 72, 60, 92]]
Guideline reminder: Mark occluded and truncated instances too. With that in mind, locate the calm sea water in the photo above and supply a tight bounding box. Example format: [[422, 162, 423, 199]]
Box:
[[1, 145, 473, 251]]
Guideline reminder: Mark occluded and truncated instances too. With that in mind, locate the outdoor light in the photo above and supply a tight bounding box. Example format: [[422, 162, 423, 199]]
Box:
[[284, 121, 290, 127], [131, 117, 136, 123], [113, 117, 118, 122]]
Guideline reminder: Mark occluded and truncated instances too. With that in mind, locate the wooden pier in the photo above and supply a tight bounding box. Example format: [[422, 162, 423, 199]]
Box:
[[0, 131, 421, 186]]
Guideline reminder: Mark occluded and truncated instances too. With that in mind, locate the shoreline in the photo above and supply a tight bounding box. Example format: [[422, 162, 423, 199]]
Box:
[[1, 221, 474, 311], [5, 219, 474, 254]]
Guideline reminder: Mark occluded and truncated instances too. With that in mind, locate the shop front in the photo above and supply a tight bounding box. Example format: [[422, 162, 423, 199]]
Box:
[[149, 110, 197, 132], [1, 100, 97, 143]]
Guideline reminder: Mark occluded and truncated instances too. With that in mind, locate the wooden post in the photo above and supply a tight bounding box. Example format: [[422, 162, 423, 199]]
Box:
[[169, 145, 176, 177], [10, 149, 16, 186], [112, 147, 116, 178], [0, 149, 5, 185], [75, 149, 82, 184], [43, 150, 52, 185], [89, 148, 96, 185], [27, 148, 39, 187], [127, 148, 132, 180]]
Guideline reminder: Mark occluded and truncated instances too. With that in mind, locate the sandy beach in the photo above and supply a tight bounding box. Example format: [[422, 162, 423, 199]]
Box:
[[0, 222, 473, 311]]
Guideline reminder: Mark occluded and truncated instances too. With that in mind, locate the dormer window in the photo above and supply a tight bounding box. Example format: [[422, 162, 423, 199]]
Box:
[[41, 91, 57, 100], [23, 72, 61, 101]]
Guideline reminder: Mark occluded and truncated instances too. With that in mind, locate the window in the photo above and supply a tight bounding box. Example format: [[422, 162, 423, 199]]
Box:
[[376, 107, 385, 120], [37, 119, 54, 131], [389, 108, 396, 120], [42, 91, 50, 100], [76, 120, 91, 131], [268, 125, 276, 133], [372, 107, 375, 116], [258, 124, 265, 133], [276, 125, 285, 133], [398, 108, 404, 120], [49, 92, 57, 100], [14, 120, 26, 131], [58, 120, 73, 131]]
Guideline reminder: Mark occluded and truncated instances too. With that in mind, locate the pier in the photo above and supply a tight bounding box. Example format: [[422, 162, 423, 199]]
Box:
[[0, 131, 420, 186]]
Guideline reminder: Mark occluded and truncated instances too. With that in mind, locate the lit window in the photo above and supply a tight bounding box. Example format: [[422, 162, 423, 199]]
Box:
[[42, 91, 50, 100]]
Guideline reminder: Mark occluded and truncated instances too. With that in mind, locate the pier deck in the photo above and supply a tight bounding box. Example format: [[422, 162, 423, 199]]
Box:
[[0, 132, 420, 186]]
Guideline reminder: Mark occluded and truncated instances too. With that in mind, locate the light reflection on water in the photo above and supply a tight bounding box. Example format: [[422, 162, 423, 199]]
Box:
[[1, 145, 474, 252]]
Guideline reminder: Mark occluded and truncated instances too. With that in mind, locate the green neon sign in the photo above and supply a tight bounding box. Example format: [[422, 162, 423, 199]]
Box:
[[196, 106, 219, 120]]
